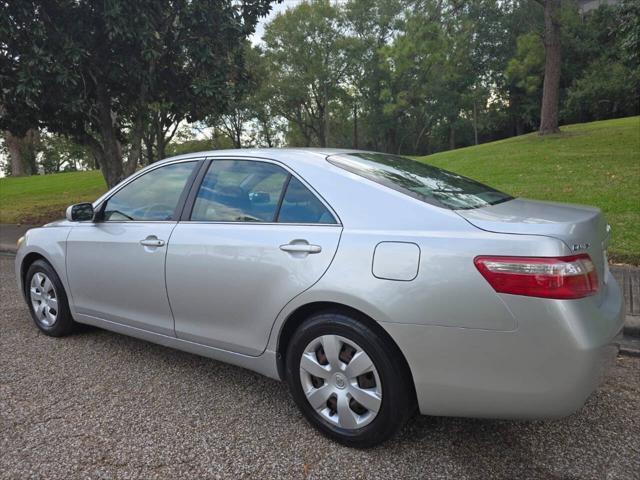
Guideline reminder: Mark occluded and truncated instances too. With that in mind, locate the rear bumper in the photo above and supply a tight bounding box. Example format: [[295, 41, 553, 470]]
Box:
[[381, 270, 624, 419]]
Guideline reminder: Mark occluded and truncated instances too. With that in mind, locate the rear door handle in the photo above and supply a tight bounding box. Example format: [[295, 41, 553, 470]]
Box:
[[140, 236, 165, 247], [280, 242, 322, 254]]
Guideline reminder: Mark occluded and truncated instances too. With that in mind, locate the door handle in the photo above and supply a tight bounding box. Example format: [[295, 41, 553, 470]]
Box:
[[280, 242, 322, 254], [140, 236, 165, 247]]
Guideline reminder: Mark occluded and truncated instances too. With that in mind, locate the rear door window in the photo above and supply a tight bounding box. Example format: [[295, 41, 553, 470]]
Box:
[[190, 159, 338, 224], [277, 176, 337, 224], [191, 160, 288, 222]]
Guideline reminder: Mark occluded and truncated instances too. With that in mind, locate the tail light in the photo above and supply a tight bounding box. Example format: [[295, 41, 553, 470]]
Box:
[[474, 254, 598, 299]]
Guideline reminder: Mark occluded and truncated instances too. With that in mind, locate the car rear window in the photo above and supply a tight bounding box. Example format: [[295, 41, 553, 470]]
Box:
[[327, 152, 513, 210]]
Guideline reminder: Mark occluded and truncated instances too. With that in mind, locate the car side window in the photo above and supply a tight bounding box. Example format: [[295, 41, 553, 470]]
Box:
[[191, 160, 289, 222], [103, 161, 197, 221], [277, 176, 337, 224]]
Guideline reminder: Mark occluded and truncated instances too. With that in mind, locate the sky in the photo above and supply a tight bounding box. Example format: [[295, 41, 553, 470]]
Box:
[[251, 0, 304, 44]]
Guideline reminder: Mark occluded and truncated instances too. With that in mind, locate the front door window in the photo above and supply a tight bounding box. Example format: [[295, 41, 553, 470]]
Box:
[[103, 161, 197, 221]]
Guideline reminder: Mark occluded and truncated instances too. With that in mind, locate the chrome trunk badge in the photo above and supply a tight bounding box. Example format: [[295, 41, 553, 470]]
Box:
[[571, 242, 590, 252]]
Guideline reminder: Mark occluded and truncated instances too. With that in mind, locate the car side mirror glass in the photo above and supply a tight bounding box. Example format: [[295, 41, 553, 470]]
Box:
[[65, 202, 95, 222]]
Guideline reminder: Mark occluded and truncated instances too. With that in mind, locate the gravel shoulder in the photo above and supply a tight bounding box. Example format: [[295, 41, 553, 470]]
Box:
[[1, 255, 639, 479]]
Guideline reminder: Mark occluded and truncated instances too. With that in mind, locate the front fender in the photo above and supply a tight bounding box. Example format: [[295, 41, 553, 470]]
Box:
[[15, 226, 73, 306]]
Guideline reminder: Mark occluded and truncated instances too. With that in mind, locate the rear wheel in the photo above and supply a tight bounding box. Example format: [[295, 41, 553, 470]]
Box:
[[25, 260, 76, 337], [285, 312, 414, 448]]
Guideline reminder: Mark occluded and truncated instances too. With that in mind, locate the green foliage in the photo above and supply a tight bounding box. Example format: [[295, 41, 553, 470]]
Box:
[[165, 137, 230, 157], [252, 0, 639, 153], [563, 61, 639, 122], [505, 32, 545, 131], [262, 0, 356, 147], [560, 3, 640, 123], [0, 0, 275, 186], [2, 0, 638, 184], [619, 0, 640, 66], [39, 135, 93, 174]]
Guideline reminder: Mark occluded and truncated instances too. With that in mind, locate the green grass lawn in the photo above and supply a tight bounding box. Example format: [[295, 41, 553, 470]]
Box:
[[0, 170, 106, 225], [415, 116, 640, 264], [0, 116, 638, 263]]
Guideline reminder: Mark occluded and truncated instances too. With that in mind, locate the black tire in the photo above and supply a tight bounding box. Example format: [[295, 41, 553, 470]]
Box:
[[24, 259, 76, 337], [285, 311, 415, 448]]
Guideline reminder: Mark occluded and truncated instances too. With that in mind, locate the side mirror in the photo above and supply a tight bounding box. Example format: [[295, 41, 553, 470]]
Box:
[[65, 203, 95, 222]]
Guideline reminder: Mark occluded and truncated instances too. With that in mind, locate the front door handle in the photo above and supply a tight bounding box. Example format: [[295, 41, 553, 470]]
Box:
[[280, 242, 322, 254], [140, 236, 165, 247]]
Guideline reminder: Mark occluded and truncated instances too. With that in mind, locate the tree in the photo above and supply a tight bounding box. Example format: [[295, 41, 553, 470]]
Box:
[[344, 0, 405, 152], [207, 45, 260, 149], [0, 0, 275, 188], [505, 32, 545, 134], [142, 107, 181, 165], [536, 0, 562, 134], [263, 0, 354, 147], [40, 134, 92, 174], [560, 3, 640, 123]]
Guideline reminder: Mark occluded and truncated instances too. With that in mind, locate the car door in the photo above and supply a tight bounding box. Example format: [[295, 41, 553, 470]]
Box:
[[66, 160, 201, 336], [166, 158, 342, 356]]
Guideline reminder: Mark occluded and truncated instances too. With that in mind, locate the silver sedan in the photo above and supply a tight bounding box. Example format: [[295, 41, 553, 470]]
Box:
[[15, 149, 624, 447]]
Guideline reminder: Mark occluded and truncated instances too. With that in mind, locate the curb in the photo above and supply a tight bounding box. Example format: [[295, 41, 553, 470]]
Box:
[[624, 315, 640, 337], [617, 335, 640, 357]]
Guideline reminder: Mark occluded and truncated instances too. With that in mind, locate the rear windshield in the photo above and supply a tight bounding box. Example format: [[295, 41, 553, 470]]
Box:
[[327, 152, 512, 210]]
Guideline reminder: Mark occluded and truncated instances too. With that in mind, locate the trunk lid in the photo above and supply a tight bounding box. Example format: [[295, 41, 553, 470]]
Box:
[[457, 198, 611, 301]]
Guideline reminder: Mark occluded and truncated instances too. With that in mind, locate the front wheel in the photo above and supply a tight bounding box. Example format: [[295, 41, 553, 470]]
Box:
[[25, 259, 77, 337], [285, 312, 415, 448]]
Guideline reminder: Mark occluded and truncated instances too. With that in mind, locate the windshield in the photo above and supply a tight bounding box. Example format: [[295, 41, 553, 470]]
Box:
[[327, 152, 513, 210]]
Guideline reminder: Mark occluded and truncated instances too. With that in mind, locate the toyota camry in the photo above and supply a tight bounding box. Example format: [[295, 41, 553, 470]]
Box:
[[15, 149, 624, 447]]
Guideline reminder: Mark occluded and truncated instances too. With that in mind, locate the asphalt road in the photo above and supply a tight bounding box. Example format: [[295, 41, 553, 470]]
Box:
[[1, 255, 639, 480]]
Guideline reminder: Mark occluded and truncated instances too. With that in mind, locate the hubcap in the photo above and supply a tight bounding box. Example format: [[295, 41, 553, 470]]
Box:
[[29, 272, 58, 327], [299, 335, 382, 429]]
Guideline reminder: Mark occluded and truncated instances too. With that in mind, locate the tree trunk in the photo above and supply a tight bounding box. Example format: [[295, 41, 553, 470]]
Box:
[[316, 105, 327, 148], [448, 122, 456, 150], [4, 131, 26, 176], [262, 119, 273, 148], [88, 142, 123, 190], [234, 119, 242, 148], [95, 89, 124, 188], [472, 100, 479, 145], [157, 135, 166, 160], [126, 110, 145, 178], [515, 116, 524, 136], [323, 81, 330, 148], [144, 137, 155, 165], [4, 130, 38, 176], [21, 129, 38, 174], [539, 0, 562, 135], [154, 115, 165, 161], [352, 104, 359, 149]]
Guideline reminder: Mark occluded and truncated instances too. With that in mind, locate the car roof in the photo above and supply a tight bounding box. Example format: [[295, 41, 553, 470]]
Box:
[[157, 147, 365, 170]]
